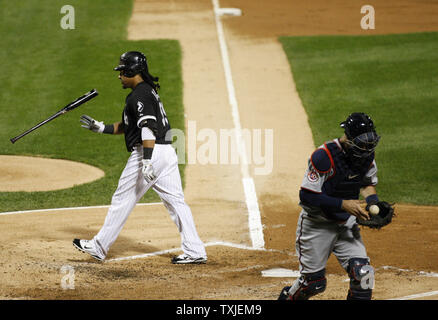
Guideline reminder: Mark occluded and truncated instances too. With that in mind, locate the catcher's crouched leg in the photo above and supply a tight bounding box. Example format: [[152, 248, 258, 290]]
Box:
[[278, 269, 326, 300], [346, 258, 374, 300]]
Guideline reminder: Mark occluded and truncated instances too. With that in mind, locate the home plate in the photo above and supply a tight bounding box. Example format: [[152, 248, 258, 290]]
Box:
[[215, 8, 242, 16], [261, 268, 301, 278]]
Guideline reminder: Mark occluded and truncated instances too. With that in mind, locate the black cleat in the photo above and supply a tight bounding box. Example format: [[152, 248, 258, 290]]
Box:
[[278, 286, 293, 300]]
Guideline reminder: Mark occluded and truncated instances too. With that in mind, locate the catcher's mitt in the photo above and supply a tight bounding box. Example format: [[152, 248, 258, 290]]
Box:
[[357, 201, 395, 229]]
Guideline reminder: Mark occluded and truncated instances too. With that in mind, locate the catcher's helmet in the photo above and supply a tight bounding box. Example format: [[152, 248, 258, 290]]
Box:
[[114, 51, 148, 78], [340, 112, 380, 158]]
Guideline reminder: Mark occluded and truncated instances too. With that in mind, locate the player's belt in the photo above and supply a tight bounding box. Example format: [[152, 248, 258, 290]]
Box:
[[131, 140, 171, 151], [156, 140, 172, 145]]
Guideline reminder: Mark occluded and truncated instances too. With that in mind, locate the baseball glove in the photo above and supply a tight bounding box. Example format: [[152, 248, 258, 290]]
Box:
[[357, 201, 395, 229]]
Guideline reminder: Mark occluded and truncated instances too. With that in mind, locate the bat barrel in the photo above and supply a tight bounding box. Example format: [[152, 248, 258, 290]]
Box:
[[64, 89, 98, 111]]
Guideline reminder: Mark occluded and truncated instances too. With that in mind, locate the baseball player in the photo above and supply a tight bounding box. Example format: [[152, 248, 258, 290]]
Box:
[[73, 51, 207, 264], [278, 112, 381, 300]]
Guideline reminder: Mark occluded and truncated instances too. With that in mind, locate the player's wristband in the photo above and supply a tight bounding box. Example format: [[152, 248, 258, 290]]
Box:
[[143, 147, 154, 160], [103, 124, 114, 134], [365, 194, 379, 204]]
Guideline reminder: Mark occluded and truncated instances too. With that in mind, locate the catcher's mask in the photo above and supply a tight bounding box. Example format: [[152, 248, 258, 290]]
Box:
[[114, 51, 148, 78], [340, 112, 380, 159]]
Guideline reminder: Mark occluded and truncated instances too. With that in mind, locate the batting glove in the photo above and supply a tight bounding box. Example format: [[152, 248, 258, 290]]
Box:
[[142, 159, 156, 182], [80, 114, 105, 133]]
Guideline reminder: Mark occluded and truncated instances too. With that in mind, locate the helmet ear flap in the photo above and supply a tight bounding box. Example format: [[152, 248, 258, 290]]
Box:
[[123, 64, 138, 78]]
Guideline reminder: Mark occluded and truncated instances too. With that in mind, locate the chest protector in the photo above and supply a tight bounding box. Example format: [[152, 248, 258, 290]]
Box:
[[319, 141, 374, 220]]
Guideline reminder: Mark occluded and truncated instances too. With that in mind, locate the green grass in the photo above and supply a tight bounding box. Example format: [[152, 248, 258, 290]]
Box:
[[280, 32, 438, 205], [0, 1, 184, 211]]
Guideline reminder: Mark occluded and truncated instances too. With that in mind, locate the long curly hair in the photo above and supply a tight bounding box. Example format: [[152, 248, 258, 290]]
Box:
[[140, 69, 160, 91]]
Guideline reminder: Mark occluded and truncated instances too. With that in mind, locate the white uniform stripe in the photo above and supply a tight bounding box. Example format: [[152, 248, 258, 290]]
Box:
[[137, 115, 157, 128]]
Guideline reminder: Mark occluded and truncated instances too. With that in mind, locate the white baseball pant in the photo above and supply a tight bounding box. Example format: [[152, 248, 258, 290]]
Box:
[[91, 144, 207, 259]]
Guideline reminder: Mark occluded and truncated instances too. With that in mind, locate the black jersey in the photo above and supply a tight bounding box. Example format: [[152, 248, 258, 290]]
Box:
[[121, 81, 171, 152]]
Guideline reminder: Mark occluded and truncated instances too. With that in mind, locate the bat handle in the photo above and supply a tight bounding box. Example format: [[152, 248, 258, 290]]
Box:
[[9, 88, 98, 144], [10, 134, 24, 144]]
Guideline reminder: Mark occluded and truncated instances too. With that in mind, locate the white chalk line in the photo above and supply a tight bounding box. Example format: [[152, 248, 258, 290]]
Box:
[[106, 246, 437, 299], [388, 290, 438, 300], [0, 202, 163, 216], [106, 241, 283, 262], [212, 0, 265, 249], [378, 265, 438, 278]]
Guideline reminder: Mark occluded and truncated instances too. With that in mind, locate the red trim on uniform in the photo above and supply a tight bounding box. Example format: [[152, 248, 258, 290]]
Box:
[[323, 143, 335, 167], [297, 215, 306, 271], [322, 143, 336, 179], [310, 148, 331, 174], [291, 277, 326, 300], [292, 288, 302, 300], [300, 187, 322, 194]]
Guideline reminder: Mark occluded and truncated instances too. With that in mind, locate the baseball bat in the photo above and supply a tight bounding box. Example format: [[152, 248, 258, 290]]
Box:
[[10, 89, 98, 144]]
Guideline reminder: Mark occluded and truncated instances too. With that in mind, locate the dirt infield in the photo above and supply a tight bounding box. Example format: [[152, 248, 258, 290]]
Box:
[[1, 0, 437, 300]]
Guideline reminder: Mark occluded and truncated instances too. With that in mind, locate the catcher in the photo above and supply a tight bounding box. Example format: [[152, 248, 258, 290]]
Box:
[[278, 112, 394, 301]]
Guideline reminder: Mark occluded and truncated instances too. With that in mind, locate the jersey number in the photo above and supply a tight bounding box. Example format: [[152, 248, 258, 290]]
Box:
[[158, 101, 169, 127]]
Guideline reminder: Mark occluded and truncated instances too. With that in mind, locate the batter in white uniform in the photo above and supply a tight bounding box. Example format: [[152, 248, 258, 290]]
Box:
[[73, 51, 207, 264]]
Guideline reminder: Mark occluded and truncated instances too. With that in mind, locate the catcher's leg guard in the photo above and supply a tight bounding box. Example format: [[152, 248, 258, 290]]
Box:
[[346, 258, 374, 300], [279, 269, 327, 300]]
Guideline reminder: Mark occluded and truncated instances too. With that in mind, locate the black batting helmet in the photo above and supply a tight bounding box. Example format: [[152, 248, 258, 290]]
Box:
[[340, 112, 380, 158], [114, 51, 148, 78]]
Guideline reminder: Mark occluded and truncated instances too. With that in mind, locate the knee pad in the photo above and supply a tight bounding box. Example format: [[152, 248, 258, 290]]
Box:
[[288, 269, 327, 300], [347, 258, 374, 300]]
